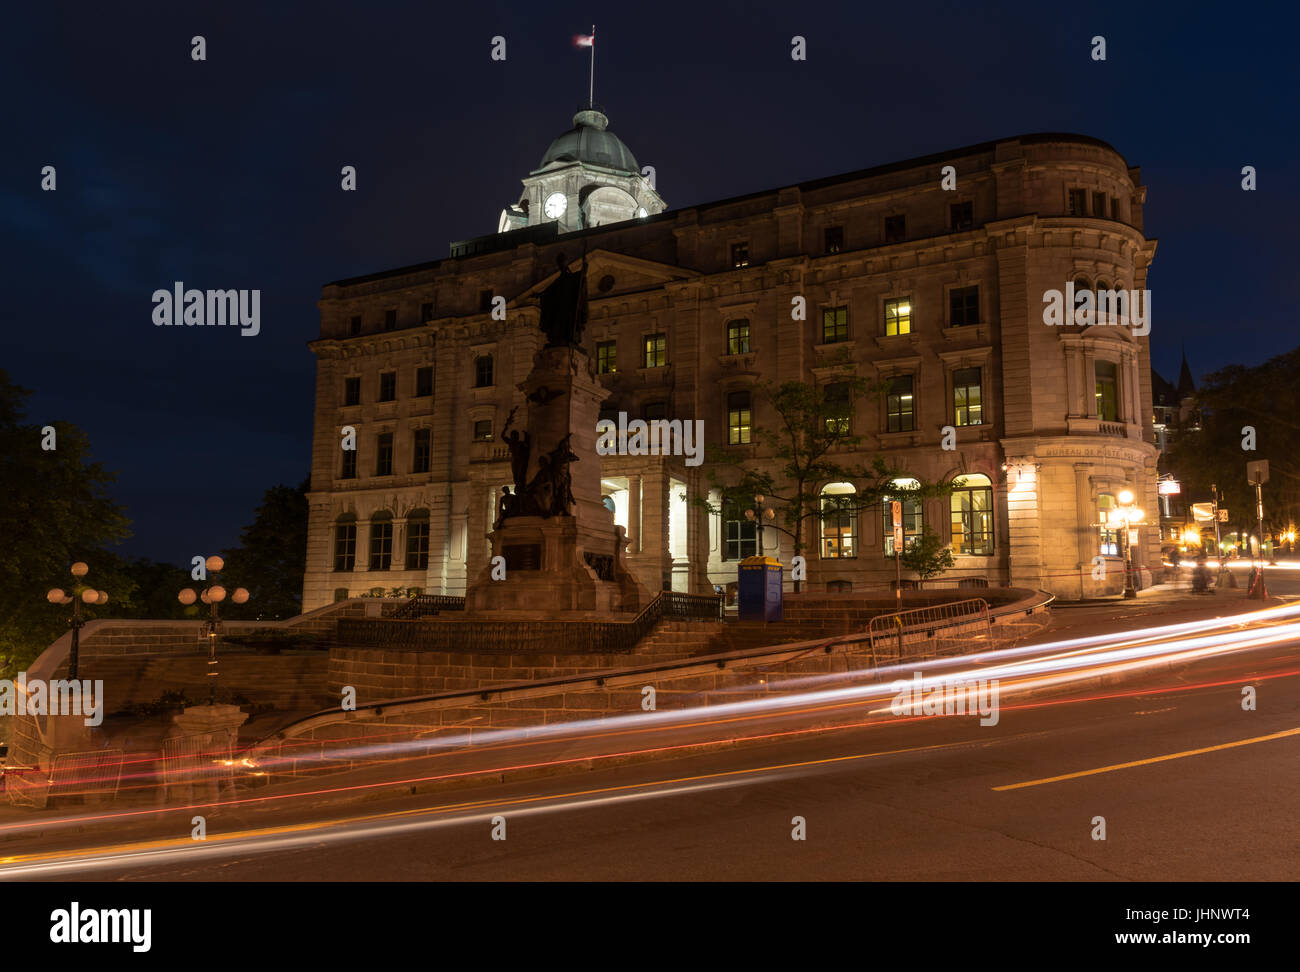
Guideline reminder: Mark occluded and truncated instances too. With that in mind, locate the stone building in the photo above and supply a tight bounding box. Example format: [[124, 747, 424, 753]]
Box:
[[302, 105, 1159, 610]]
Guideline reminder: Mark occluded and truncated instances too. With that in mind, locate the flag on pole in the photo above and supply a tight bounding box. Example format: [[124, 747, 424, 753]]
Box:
[[573, 33, 594, 47]]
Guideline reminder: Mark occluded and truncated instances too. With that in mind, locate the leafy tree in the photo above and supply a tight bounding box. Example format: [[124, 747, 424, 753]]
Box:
[[220, 479, 309, 620], [1165, 347, 1300, 546], [697, 368, 950, 591], [898, 528, 956, 587], [0, 370, 131, 674]]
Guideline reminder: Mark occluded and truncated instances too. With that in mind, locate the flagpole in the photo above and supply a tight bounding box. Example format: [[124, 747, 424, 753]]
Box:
[[589, 24, 595, 107]]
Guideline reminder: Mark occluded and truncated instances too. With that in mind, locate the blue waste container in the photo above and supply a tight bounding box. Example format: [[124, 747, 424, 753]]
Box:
[[738, 556, 783, 621]]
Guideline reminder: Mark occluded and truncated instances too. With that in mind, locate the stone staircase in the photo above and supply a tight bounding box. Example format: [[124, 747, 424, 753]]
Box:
[[635, 616, 863, 659]]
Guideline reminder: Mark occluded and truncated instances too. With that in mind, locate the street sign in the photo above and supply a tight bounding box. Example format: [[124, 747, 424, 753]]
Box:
[[893, 525, 904, 549], [1190, 502, 1214, 522], [1247, 460, 1269, 486], [891, 500, 902, 527], [1158, 480, 1181, 495], [1218, 509, 1230, 522]]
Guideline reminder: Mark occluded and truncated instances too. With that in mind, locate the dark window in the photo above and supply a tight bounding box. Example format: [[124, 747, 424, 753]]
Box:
[[349, 315, 362, 336], [951, 476, 994, 555], [884, 215, 906, 244], [725, 519, 758, 560], [376, 432, 394, 476], [824, 226, 844, 254], [344, 377, 361, 406], [1068, 189, 1087, 216], [730, 242, 749, 268], [333, 521, 356, 572], [949, 285, 980, 326], [953, 367, 983, 426], [384, 308, 397, 331], [596, 341, 617, 374], [406, 514, 430, 570], [643, 334, 666, 368], [415, 366, 433, 397], [412, 428, 431, 473], [950, 201, 973, 231], [884, 297, 912, 336], [368, 517, 393, 571], [821, 306, 848, 344], [479, 290, 494, 312], [474, 356, 493, 387], [1095, 361, 1119, 422], [886, 375, 915, 432], [340, 446, 357, 480], [378, 372, 396, 402], [727, 391, 752, 445], [727, 319, 750, 354], [473, 420, 494, 442], [1111, 198, 1121, 221], [1092, 192, 1108, 218], [644, 401, 667, 422], [420, 301, 434, 321], [824, 382, 851, 436]]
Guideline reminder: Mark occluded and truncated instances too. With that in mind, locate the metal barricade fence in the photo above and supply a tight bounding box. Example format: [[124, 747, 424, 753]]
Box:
[[47, 749, 125, 804], [866, 598, 994, 665], [160, 731, 236, 802]]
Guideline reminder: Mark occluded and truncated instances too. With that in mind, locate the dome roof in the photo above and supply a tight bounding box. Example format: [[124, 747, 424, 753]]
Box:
[[535, 108, 640, 174]]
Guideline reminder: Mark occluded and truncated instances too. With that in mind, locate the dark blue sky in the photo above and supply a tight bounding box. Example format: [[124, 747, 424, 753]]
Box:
[[3, 1, 1297, 565]]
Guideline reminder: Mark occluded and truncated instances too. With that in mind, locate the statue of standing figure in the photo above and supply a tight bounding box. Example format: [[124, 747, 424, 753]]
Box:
[[538, 252, 588, 348]]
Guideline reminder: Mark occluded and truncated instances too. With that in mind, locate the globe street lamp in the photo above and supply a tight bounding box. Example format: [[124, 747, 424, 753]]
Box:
[[178, 556, 249, 706], [1109, 490, 1145, 599], [46, 561, 109, 679], [743, 494, 777, 556]]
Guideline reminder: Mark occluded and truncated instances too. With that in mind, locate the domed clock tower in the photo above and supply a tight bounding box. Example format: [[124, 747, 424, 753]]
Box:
[[498, 105, 665, 235]]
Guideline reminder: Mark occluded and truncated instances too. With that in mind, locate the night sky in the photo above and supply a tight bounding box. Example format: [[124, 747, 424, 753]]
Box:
[[3, 1, 1296, 565]]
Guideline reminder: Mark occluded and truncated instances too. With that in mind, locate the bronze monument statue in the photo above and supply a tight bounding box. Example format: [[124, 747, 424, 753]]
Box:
[[538, 252, 588, 348]]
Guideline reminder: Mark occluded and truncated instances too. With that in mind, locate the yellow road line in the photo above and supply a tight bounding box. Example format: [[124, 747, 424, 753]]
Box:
[[993, 725, 1300, 791]]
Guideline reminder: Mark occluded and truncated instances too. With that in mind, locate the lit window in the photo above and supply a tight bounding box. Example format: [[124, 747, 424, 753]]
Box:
[[950, 474, 993, 555], [727, 320, 750, 355], [820, 482, 857, 559], [473, 420, 494, 442], [953, 367, 983, 427], [824, 226, 844, 253], [1098, 493, 1119, 556], [643, 333, 666, 368], [596, 341, 617, 374], [883, 478, 922, 556], [731, 242, 749, 268], [884, 297, 912, 336], [727, 391, 752, 445], [821, 306, 848, 344]]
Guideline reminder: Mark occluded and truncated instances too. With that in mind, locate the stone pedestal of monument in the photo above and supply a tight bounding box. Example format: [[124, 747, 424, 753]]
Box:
[[162, 703, 249, 803], [465, 345, 645, 618]]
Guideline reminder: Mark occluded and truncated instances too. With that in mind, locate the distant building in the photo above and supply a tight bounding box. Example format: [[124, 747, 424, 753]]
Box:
[[1153, 352, 1200, 545], [302, 106, 1160, 609]]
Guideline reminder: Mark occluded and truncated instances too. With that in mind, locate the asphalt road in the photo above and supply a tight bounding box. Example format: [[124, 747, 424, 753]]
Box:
[[16, 617, 1296, 882]]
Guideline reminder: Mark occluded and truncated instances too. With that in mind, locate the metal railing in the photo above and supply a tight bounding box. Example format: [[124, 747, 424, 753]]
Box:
[[392, 595, 467, 619], [36, 749, 125, 806], [866, 597, 993, 665], [160, 732, 236, 802], [338, 590, 723, 655]]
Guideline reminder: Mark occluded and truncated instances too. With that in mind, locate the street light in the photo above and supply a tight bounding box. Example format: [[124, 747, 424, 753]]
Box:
[[743, 494, 777, 556], [46, 561, 109, 679], [1109, 491, 1145, 599], [178, 555, 249, 706]]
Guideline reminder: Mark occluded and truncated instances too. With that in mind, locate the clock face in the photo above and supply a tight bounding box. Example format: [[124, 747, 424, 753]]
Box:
[[544, 192, 567, 219], [637, 207, 648, 218]]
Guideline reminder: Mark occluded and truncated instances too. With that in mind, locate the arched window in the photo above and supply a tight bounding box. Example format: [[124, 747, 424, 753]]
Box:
[[474, 355, 494, 388], [368, 511, 393, 571], [405, 509, 430, 570], [820, 482, 857, 559], [1098, 493, 1119, 556], [950, 474, 994, 555], [333, 514, 357, 572], [1072, 276, 1091, 326], [883, 478, 922, 555]]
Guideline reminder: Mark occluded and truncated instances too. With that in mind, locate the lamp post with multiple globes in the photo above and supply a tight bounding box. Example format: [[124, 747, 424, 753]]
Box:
[[177, 556, 249, 706], [1108, 490, 1145, 599], [743, 494, 777, 556], [46, 562, 109, 680]]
